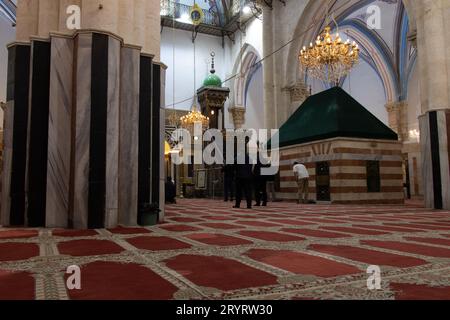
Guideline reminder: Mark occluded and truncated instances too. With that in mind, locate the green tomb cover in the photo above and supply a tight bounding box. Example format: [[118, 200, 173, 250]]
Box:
[[271, 86, 398, 148]]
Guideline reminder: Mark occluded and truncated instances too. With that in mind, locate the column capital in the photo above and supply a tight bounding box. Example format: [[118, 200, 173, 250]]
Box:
[[285, 80, 309, 104], [385, 100, 408, 141], [228, 106, 246, 129]]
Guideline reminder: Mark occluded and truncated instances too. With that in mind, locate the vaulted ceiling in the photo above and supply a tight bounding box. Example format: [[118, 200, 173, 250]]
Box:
[[295, 0, 416, 102]]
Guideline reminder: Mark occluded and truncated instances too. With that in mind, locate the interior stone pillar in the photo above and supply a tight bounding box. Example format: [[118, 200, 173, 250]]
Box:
[[37, 0, 59, 36], [3, 0, 165, 228], [386, 101, 408, 141], [287, 80, 309, 115], [415, 0, 450, 209], [1, 44, 31, 227], [15, 0, 39, 41], [15, 0, 162, 59], [262, 6, 275, 129], [118, 45, 140, 227], [46, 34, 73, 228]]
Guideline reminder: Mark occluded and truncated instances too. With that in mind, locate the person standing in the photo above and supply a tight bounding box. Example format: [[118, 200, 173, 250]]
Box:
[[165, 177, 177, 204], [293, 162, 310, 204], [222, 164, 235, 202], [233, 152, 253, 209], [253, 153, 268, 207]]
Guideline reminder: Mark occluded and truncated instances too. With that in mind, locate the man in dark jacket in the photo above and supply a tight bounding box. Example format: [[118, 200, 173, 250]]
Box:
[[253, 153, 268, 207], [233, 152, 253, 209], [222, 164, 235, 202], [165, 177, 177, 204]]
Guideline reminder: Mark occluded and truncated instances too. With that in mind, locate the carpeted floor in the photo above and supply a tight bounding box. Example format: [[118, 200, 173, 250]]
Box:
[[1, 199, 450, 300]]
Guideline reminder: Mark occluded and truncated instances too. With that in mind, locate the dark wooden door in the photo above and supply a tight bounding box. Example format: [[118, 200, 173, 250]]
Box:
[[316, 162, 331, 201]]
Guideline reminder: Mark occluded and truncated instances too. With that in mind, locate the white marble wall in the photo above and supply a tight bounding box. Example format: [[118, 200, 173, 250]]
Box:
[[72, 33, 92, 229], [118, 46, 140, 226], [46, 35, 73, 228], [0, 102, 14, 226], [104, 37, 120, 228]]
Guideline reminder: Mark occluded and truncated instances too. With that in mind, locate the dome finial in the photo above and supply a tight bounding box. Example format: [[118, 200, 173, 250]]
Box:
[[210, 51, 216, 74]]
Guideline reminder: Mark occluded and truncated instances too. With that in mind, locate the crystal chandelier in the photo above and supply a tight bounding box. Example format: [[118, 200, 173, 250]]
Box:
[[180, 100, 209, 135], [299, 26, 359, 85]]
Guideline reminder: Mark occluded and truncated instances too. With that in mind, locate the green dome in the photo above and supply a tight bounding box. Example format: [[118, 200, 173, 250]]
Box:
[[203, 73, 222, 87]]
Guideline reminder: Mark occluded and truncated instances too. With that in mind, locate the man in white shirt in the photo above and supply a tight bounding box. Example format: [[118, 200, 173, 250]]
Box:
[[293, 162, 310, 204]]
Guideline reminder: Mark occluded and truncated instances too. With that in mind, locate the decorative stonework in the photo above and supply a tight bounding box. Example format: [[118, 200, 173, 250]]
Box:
[[197, 88, 230, 111], [407, 30, 417, 48], [386, 101, 408, 141], [287, 81, 309, 104], [229, 106, 246, 129]]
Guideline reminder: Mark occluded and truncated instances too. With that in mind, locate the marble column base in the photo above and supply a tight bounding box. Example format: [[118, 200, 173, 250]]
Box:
[[419, 110, 450, 209]]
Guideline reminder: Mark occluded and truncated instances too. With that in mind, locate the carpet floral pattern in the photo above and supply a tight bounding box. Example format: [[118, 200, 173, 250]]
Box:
[[1, 200, 450, 300]]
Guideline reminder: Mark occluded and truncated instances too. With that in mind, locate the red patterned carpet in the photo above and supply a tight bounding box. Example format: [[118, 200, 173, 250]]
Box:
[[1, 199, 450, 300]]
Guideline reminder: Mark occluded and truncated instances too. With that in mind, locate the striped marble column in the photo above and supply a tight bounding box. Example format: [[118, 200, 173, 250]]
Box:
[[45, 34, 74, 228], [2, 29, 164, 229], [419, 110, 450, 210], [72, 32, 92, 229], [118, 45, 140, 226], [73, 31, 121, 229]]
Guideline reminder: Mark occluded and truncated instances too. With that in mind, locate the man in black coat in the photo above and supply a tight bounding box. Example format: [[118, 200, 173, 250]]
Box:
[[222, 164, 235, 202], [253, 153, 268, 207], [233, 152, 253, 209], [165, 177, 177, 204]]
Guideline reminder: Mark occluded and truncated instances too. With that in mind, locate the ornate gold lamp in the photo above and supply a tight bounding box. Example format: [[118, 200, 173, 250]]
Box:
[[180, 101, 209, 135], [299, 26, 359, 85]]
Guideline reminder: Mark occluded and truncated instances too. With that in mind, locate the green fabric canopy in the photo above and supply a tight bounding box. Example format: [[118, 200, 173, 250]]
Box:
[[271, 87, 398, 148]]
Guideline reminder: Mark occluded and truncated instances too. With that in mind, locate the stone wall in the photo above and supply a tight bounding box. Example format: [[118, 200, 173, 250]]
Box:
[[277, 138, 404, 205]]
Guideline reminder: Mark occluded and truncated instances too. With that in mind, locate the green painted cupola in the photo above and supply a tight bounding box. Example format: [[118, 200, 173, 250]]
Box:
[[202, 51, 222, 87]]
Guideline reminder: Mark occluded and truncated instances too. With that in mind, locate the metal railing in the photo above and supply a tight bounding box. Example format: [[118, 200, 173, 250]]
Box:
[[160, 0, 218, 26]]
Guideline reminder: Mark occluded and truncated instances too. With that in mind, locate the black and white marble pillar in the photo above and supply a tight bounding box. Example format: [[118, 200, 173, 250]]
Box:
[[419, 110, 450, 209], [2, 30, 165, 229]]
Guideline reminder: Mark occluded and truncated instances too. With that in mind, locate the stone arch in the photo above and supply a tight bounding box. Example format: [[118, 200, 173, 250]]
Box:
[[231, 43, 262, 108], [285, 0, 417, 98]]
